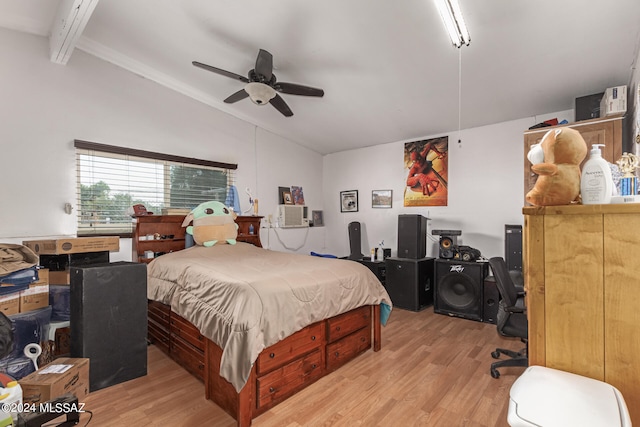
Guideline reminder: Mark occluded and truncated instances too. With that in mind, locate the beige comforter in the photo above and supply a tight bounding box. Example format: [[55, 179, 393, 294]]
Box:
[[147, 242, 392, 392]]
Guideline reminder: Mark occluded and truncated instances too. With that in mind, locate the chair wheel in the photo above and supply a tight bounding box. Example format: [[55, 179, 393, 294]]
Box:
[[491, 351, 500, 359], [491, 369, 500, 379]]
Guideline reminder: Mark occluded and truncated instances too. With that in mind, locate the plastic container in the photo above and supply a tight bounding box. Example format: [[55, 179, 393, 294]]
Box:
[[0, 380, 22, 423], [581, 144, 613, 204], [0, 393, 11, 427]]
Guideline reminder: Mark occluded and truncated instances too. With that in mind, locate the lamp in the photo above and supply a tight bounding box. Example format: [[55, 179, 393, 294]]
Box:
[[244, 82, 276, 105], [435, 0, 470, 48]]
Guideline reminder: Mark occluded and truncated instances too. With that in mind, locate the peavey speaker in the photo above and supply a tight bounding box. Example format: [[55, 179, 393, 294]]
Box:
[[397, 215, 428, 259], [70, 262, 148, 391], [434, 259, 488, 321]]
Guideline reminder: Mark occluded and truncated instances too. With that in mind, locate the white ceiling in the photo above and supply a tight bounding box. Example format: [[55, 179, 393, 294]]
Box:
[[1, 0, 639, 154]]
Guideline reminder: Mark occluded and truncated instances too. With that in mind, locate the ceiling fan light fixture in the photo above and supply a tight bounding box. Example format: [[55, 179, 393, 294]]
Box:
[[245, 82, 276, 105], [435, 0, 470, 48]]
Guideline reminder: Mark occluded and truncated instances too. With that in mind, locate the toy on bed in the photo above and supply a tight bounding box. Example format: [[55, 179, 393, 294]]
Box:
[[525, 127, 587, 206], [182, 201, 238, 247]]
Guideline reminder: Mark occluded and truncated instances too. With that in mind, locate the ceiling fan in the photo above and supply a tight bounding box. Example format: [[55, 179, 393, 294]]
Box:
[[193, 49, 324, 117]]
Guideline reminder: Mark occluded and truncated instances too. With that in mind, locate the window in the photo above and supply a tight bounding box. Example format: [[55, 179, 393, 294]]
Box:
[[75, 140, 237, 236]]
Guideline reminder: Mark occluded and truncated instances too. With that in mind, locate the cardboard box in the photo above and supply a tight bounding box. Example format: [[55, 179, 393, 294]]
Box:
[[49, 270, 70, 285], [19, 284, 49, 313], [0, 293, 19, 316], [20, 358, 90, 404], [22, 237, 119, 255], [600, 85, 627, 116]]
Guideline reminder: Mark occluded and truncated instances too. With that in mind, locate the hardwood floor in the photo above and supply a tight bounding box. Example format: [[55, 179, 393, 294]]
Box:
[[79, 308, 525, 426]]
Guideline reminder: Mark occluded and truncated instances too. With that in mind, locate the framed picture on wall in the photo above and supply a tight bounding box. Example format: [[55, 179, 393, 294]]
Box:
[[372, 190, 392, 208], [340, 190, 358, 213]]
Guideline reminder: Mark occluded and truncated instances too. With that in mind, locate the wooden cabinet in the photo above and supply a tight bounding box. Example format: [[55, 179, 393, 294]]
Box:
[[133, 215, 263, 263], [523, 204, 640, 424], [235, 216, 263, 248], [523, 115, 625, 202]]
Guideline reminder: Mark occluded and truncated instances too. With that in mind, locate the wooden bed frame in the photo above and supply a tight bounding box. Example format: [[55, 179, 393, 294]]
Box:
[[143, 215, 384, 426]]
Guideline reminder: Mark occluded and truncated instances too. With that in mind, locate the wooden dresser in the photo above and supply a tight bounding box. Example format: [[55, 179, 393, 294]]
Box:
[[523, 115, 624, 202], [523, 204, 640, 423]]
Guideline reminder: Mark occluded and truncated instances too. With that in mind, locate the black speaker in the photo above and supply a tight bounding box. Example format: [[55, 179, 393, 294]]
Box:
[[348, 221, 365, 260], [505, 224, 523, 272], [439, 235, 458, 259], [397, 214, 427, 259], [384, 257, 434, 311], [482, 276, 499, 324], [434, 260, 488, 321], [70, 262, 148, 391]]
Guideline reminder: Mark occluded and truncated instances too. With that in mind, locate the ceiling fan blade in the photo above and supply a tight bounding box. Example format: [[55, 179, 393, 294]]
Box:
[[224, 89, 249, 104], [192, 61, 249, 83], [255, 49, 273, 80], [274, 82, 324, 97], [269, 94, 293, 117]]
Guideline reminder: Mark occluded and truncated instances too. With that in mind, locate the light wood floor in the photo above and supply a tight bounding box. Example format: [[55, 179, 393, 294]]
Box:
[[79, 308, 525, 427]]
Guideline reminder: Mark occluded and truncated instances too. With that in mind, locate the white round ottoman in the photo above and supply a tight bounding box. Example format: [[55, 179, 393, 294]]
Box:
[[508, 366, 631, 427]]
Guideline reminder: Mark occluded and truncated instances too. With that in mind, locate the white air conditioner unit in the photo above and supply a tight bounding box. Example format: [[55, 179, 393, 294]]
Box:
[[277, 205, 309, 228]]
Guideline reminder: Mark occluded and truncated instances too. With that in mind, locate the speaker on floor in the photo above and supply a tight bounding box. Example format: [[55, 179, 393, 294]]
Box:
[[70, 261, 148, 392], [384, 257, 434, 311], [434, 259, 488, 321], [482, 276, 499, 324], [348, 221, 365, 260], [397, 214, 428, 259]]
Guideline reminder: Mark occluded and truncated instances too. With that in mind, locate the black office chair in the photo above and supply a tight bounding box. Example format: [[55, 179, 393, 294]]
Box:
[[488, 256, 528, 379]]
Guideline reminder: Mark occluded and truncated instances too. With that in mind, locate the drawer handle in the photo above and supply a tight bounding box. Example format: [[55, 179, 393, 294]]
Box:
[[336, 326, 341, 332], [334, 352, 339, 357], [311, 364, 317, 369], [269, 387, 275, 393], [198, 335, 204, 341], [361, 337, 366, 342], [311, 336, 316, 341], [198, 364, 204, 371], [269, 352, 275, 358]]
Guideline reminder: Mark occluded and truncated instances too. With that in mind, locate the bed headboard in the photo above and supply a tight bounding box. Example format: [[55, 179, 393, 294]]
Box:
[[133, 215, 263, 262]]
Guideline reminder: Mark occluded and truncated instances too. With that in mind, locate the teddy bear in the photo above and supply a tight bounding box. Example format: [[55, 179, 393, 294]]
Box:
[[525, 127, 587, 206], [181, 201, 238, 247]]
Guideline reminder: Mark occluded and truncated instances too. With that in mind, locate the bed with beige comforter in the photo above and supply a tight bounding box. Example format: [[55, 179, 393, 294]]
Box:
[[146, 242, 392, 391]]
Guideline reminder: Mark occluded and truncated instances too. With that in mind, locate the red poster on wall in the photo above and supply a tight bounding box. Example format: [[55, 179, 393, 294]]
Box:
[[403, 136, 449, 207]]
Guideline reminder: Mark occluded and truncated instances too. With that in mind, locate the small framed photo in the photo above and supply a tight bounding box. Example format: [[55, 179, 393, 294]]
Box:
[[372, 189, 393, 208], [283, 191, 294, 205], [340, 190, 358, 213], [312, 210, 324, 226]]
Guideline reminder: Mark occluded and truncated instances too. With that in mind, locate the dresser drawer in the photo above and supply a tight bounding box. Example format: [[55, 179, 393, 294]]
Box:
[[170, 335, 205, 381], [257, 349, 324, 409], [326, 325, 371, 372], [326, 305, 371, 343], [170, 313, 205, 352], [257, 322, 324, 375], [148, 300, 170, 328], [148, 318, 170, 354]]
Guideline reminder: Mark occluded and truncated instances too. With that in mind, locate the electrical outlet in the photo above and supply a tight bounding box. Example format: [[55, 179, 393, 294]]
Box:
[[267, 214, 273, 224]]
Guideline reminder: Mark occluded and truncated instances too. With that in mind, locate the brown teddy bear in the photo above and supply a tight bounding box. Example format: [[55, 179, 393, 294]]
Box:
[[525, 127, 587, 206]]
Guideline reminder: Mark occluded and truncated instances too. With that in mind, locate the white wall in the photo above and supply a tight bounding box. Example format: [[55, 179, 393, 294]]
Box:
[[322, 110, 573, 260], [0, 28, 323, 259]]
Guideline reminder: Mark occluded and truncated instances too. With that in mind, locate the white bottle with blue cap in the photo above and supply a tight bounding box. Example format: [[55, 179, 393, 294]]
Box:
[[580, 144, 613, 204]]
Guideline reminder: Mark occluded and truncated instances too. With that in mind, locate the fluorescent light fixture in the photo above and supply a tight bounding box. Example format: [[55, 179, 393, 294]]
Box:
[[244, 82, 276, 105], [435, 0, 470, 48]]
